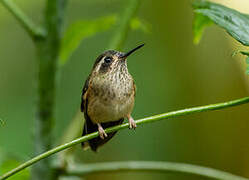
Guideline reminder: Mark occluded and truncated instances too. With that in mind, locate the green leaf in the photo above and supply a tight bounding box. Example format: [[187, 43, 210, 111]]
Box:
[[240, 51, 249, 57], [236, 51, 249, 74], [246, 56, 249, 63], [0, 150, 30, 180], [193, 13, 213, 44], [59, 15, 116, 65], [0, 160, 30, 180], [245, 56, 249, 75], [193, 0, 249, 46], [130, 17, 151, 33]]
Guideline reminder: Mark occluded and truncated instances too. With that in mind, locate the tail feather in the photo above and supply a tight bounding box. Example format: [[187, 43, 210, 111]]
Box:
[[82, 118, 124, 152]]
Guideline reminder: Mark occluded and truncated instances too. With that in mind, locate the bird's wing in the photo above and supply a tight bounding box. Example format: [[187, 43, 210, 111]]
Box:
[[81, 76, 90, 112], [81, 75, 93, 149], [80, 75, 125, 152], [133, 80, 136, 97]]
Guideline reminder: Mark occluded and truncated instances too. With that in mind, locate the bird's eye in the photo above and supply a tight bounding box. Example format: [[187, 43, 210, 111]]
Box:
[[104, 57, 112, 63]]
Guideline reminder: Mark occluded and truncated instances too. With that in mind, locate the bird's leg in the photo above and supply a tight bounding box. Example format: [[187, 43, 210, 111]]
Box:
[[128, 114, 136, 129], [97, 123, 107, 139]]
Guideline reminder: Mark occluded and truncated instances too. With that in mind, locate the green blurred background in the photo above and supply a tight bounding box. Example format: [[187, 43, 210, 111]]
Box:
[[1, 0, 249, 179]]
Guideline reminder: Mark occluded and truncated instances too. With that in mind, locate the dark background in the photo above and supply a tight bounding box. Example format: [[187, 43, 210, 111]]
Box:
[[1, 0, 249, 179]]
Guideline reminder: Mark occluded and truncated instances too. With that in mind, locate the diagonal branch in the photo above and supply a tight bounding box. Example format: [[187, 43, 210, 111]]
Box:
[[0, 97, 249, 180], [1, 0, 46, 39], [65, 161, 248, 180], [1, 96, 249, 180]]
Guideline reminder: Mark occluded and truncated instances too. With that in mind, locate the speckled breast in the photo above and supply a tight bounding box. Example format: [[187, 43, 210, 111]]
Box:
[[87, 74, 135, 124]]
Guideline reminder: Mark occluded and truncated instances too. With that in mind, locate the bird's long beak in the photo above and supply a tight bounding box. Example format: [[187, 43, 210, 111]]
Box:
[[120, 44, 145, 59]]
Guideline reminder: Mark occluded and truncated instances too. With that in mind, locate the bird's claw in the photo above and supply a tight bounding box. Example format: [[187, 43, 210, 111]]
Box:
[[97, 124, 108, 139], [128, 116, 136, 129]]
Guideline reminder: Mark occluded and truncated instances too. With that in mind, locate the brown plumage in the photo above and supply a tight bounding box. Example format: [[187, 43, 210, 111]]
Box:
[[81, 44, 144, 152]]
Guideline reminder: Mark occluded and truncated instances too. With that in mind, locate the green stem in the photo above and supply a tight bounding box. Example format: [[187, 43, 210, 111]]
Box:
[[65, 161, 248, 180], [109, 0, 141, 50], [1, 96, 249, 180], [31, 0, 67, 179], [0, 0, 45, 39]]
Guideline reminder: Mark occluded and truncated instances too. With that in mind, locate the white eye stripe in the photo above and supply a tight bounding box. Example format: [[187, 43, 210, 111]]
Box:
[[95, 57, 105, 72]]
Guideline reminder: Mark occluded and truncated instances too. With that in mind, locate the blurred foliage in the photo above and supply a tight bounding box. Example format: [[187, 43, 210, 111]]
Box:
[[193, 0, 249, 74], [193, 0, 249, 46], [130, 17, 151, 34], [0, 118, 4, 126], [246, 56, 249, 74], [59, 15, 116, 65], [60, 15, 149, 65], [0, 149, 29, 180], [193, 13, 213, 44], [239, 51, 249, 74], [1, 0, 249, 179]]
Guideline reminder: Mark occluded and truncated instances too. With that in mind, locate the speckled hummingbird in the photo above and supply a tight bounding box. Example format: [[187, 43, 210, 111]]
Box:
[[81, 44, 144, 151]]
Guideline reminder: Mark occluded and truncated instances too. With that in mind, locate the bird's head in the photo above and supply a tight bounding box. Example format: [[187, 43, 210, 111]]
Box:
[[91, 44, 144, 75]]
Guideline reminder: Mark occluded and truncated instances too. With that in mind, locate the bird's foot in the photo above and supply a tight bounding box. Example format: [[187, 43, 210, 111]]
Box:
[[128, 115, 136, 129], [97, 123, 107, 139]]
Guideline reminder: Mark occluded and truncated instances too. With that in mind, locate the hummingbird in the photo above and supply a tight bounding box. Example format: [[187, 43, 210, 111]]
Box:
[[81, 44, 144, 152]]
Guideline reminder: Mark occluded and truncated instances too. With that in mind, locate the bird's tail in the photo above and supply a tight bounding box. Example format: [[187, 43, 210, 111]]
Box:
[[81, 118, 124, 152]]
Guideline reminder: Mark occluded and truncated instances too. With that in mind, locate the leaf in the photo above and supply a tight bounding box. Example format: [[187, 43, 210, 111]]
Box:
[[59, 15, 148, 66], [246, 57, 249, 74], [130, 17, 151, 33], [0, 160, 30, 180], [240, 51, 249, 56], [193, 13, 213, 44], [0, 150, 30, 180], [240, 52, 249, 74], [193, 0, 249, 46], [234, 50, 249, 74], [59, 15, 116, 65]]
